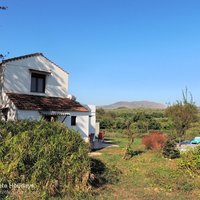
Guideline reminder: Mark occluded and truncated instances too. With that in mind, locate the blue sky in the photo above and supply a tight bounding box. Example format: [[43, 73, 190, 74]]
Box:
[[1, 0, 200, 106]]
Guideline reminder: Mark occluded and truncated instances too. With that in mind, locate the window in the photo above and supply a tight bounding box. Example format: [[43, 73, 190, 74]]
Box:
[[31, 73, 46, 93], [2, 108, 8, 121], [71, 116, 76, 126]]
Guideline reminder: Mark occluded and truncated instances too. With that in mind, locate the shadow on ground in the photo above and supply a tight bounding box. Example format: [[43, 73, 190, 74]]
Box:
[[123, 150, 145, 160], [91, 138, 120, 151], [88, 158, 121, 188], [130, 150, 144, 156]]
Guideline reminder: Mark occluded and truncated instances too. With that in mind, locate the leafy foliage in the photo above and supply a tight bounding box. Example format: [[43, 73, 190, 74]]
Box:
[[165, 89, 198, 143], [0, 120, 90, 199], [97, 108, 166, 133], [162, 139, 180, 159], [178, 146, 200, 177]]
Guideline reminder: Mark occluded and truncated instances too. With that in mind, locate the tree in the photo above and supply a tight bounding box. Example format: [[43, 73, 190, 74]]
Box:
[[123, 121, 139, 159], [165, 89, 198, 145], [162, 138, 180, 159], [96, 108, 105, 116], [137, 119, 149, 133]]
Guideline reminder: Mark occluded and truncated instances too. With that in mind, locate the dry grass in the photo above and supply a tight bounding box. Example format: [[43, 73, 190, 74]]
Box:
[[87, 135, 200, 200]]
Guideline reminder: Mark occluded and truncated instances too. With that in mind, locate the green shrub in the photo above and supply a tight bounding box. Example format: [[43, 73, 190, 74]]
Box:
[[0, 120, 90, 199], [178, 146, 200, 177], [162, 139, 180, 159]]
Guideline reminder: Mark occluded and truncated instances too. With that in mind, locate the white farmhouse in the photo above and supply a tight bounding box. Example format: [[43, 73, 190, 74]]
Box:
[[0, 53, 96, 141]]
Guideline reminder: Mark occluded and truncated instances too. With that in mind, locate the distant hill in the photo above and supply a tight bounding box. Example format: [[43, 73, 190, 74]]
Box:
[[99, 101, 166, 110]]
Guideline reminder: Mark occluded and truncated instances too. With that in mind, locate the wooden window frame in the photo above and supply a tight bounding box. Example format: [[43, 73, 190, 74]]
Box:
[[31, 73, 46, 93]]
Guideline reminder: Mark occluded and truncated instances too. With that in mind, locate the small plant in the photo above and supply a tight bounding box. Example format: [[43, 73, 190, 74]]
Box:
[[178, 146, 200, 177], [142, 132, 167, 150], [162, 139, 180, 159]]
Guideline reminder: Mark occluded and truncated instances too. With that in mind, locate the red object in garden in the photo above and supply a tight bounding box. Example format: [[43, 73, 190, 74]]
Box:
[[98, 131, 104, 142], [142, 132, 167, 150]]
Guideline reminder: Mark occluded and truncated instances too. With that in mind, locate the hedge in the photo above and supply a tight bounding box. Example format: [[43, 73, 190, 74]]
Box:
[[0, 120, 90, 199]]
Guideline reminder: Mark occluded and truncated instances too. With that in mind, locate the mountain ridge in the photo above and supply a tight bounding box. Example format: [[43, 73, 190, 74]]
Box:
[[99, 101, 166, 109]]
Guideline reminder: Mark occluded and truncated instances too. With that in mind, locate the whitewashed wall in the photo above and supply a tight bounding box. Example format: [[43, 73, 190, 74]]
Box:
[[17, 110, 42, 120], [95, 122, 100, 137], [59, 112, 90, 140], [1, 92, 17, 121], [87, 105, 96, 134], [17, 110, 91, 140], [59, 105, 96, 141], [3, 55, 69, 97]]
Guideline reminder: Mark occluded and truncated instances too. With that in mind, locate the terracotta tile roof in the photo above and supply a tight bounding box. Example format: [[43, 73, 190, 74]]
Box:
[[0, 53, 68, 74], [6, 93, 89, 112]]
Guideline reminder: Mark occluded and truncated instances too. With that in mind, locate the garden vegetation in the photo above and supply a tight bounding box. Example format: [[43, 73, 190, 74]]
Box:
[[0, 90, 200, 199], [0, 120, 90, 199]]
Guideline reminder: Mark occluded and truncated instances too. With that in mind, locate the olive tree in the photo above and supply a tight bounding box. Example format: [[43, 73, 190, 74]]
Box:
[[123, 121, 139, 159], [165, 89, 198, 145]]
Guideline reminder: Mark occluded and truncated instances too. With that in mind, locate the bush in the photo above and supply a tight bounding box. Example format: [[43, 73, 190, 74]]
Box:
[[142, 132, 167, 150], [162, 139, 180, 159], [0, 120, 90, 199], [178, 146, 200, 177]]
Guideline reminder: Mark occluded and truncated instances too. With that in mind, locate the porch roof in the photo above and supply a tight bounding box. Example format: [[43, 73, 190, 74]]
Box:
[[6, 93, 89, 112]]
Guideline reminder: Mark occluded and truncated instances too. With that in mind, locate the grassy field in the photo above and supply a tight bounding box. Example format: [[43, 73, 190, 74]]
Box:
[[88, 134, 200, 200]]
